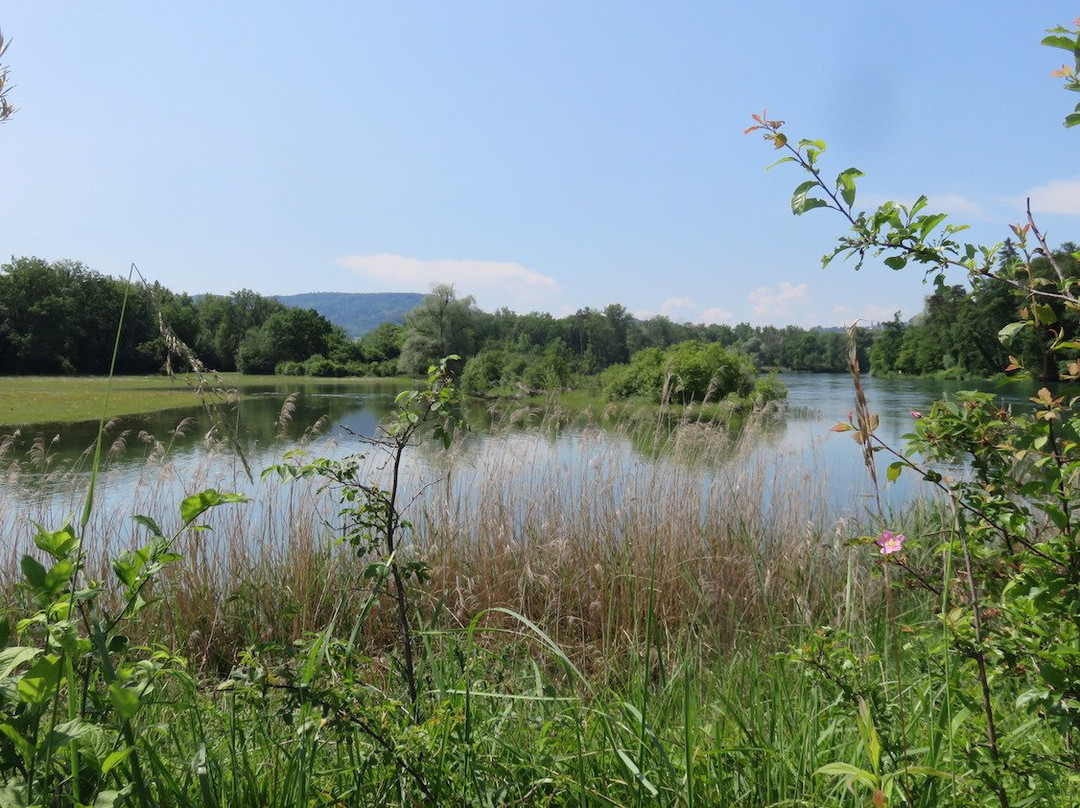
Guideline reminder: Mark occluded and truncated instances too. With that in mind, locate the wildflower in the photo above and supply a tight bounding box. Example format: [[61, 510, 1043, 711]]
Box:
[[877, 530, 905, 555], [911, 410, 922, 419]]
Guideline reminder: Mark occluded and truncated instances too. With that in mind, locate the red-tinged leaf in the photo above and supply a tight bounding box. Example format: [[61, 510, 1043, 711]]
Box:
[[773, 132, 787, 149], [743, 125, 762, 135], [831, 422, 854, 432]]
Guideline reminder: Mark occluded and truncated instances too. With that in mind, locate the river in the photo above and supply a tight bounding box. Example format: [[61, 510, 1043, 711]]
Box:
[[0, 373, 1042, 544]]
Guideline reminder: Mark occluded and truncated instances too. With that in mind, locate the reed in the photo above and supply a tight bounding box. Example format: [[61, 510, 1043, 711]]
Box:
[[2, 402, 879, 676]]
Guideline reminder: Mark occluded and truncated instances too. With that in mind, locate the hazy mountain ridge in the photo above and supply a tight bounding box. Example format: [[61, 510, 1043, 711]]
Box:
[[274, 292, 424, 338]]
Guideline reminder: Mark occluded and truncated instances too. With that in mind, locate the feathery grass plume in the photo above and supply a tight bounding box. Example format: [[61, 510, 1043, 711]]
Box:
[[0, 29, 15, 123], [138, 266, 254, 480], [25, 432, 59, 471], [275, 392, 299, 440], [107, 428, 132, 459], [846, 322, 882, 514]]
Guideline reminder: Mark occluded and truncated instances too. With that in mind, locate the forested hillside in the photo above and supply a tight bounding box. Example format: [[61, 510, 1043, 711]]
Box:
[[274, 292, 424, 338]]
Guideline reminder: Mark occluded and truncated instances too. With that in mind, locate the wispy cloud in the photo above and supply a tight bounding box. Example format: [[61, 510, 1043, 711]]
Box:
[[632, 297, 733, 325], [1026, 177, 1080, 216], [698, 306, 733, 325], [748, 281, 809, 322], [660, 297, 696, 317], [335, 253, 562, 310]]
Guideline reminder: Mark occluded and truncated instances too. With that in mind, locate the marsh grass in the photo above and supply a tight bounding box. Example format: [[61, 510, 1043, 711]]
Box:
[[10, 391, 1037, 806], [2, 399, 860, 667]]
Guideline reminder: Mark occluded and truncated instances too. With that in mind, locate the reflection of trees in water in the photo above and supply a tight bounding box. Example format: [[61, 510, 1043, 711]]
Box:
[[0, 381, 407, 481]]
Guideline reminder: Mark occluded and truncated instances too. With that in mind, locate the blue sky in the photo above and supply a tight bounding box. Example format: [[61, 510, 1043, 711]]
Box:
[[1, 2, 1078, 327]]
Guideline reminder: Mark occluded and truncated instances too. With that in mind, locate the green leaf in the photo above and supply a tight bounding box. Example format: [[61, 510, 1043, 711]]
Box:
[[918, 212, 948, 237], [615, 748, 658, 797], [101, 746, 135, 777], [113, 552, 139, 588], [1041, 34, 1079, 51], [20, 555, 46, 591], [43, 559, 76, 594], [998, 321, 1026, 342], [46, 718, 96, 748], [836, 167, 863, 206], [17, 655, 62, 704], [1066, 112, 1080, 128], [0, 647, 40, 680], [132, 514, 163, 537], [884, 256, 907, 270], [93, 788, 132, 808], [1033, 303, 1058, 324], [108, 682, 142, 721], [790, 180, 816, 214], [31, 522, 78, 561], [764, 155, 796, 170], [886, 462, 903, 482], [815, 761, 878, 789], [180, 489, 248, 525]]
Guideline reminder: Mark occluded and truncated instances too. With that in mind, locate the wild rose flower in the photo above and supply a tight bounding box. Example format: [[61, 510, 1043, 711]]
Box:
[[911, 410, 922, 419], [877, 530, 905, 555]]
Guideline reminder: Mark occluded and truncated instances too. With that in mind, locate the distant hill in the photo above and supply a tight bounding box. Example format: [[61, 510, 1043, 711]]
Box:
[[274, 292, 424, 338]]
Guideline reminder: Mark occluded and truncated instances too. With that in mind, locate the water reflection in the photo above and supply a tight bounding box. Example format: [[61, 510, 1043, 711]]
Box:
[[0, 373, 1045, 538]]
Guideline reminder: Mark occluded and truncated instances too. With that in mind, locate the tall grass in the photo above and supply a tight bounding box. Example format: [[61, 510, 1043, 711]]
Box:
[[2, 406, 876, 671], [12, 398, 1036, 806]]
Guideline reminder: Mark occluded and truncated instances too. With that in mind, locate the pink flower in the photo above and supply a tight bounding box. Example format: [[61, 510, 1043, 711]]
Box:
[[911, 411, 922, 419], [877, 530, 906, 555]]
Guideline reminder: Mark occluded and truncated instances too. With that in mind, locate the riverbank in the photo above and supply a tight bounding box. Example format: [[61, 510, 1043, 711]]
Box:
[[0, 372, 414, 427]]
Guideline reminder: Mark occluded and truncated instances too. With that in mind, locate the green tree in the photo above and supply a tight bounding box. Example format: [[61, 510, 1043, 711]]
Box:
[[868, 314, 906, 374], [195, 290, 285, 371], [0, 258, 82, 373], [398, 285, 477, 375], [236, 307, 336, 374]]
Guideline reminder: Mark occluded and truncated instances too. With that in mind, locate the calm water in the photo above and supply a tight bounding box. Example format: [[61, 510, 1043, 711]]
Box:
[[0, 373, 1042, 534]]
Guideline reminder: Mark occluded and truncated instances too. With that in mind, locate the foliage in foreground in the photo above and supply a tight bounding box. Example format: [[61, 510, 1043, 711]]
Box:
[[744, 17, 1080, 807]]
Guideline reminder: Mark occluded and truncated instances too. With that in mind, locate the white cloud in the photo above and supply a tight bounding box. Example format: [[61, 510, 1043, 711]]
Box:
[[698, 306, 733, 325], [633, 298, 732, 325], [335, 253, 562, 311], [927, 193, 985, 219], [748, 281, 809, 321], [659, 297, 696, 317], [1026, 178, 1080, 216]]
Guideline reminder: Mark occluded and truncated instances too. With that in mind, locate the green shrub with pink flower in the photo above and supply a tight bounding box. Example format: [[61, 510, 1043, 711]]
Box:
[[752, 18, 1080, 807]]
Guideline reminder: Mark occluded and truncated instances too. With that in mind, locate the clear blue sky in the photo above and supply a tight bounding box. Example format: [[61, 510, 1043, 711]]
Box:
[[2, 2, 1078, 327]]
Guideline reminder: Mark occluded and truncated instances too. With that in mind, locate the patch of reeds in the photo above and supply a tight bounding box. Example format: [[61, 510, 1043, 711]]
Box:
[[1, 401, 884, 675]]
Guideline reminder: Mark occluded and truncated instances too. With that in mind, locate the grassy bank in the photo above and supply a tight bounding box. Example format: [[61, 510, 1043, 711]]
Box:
[[0, 373, 413, 427]]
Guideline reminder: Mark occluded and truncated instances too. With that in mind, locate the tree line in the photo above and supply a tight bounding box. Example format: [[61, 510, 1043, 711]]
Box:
[[0, 257, 376, 376], [7, 247, 1075, 385], [869, 241, 1079, 380], [0, 260, 869, 382]]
